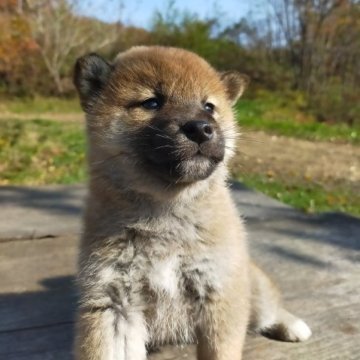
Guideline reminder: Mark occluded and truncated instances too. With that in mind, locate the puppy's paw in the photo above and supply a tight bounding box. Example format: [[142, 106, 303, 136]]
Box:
[[288, 318, 312, 341], [261, 318, 312, 342], [260, 309, 312, 342]]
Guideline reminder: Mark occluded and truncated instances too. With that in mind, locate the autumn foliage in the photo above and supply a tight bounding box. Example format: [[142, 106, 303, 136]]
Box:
[[0, 1, 41, 94], [0, 0, 359, 125]]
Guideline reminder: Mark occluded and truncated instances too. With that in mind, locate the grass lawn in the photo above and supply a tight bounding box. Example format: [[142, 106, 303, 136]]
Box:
[[2, 94, 358, 143], [235, 173, 360, 217], [0, 95, 359, 217], [0, 118, 86, 185], [236, 92, 359, 144]]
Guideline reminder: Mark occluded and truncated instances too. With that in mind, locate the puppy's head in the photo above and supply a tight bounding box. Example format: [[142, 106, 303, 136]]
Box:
[[74, 46, 248, 197]]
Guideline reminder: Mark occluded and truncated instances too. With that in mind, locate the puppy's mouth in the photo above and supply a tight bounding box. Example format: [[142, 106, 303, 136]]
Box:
[[136, 121, 225, 184]]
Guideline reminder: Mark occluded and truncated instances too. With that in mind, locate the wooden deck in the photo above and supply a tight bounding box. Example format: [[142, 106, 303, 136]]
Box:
[[0, 184, 359, 359]]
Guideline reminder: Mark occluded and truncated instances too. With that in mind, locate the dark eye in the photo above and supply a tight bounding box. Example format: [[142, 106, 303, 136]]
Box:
[[204, 102, 215, 114], [141, 98, 161, 110]]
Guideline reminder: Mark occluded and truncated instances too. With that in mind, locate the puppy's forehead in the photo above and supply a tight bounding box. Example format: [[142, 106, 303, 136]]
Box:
[[111, 47, 225, 99]]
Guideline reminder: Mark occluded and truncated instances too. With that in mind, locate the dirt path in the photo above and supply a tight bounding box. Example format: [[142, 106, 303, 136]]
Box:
[[0, 112, 83, 122], [231, 130, 360, 192]]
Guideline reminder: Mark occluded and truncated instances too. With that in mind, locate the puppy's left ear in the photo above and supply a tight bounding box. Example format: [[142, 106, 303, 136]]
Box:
[[73, 53, 113, 111], [220, 71, 250, 105]]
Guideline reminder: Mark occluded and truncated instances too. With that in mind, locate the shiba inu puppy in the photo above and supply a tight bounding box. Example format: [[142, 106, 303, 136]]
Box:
[[73, 46, 311, 360]]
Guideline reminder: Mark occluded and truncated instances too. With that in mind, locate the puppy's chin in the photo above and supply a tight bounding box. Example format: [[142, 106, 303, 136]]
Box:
[[145, 155, 219, 185], [173, 156, 218, 183]]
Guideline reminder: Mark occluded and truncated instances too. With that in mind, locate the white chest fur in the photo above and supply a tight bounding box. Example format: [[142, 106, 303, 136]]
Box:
[[145, 247, 239, 345], [146, 254, 196, 344], [148, 255, 180, 297]]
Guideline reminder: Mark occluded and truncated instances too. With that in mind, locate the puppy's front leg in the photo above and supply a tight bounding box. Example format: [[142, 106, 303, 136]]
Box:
[[75, 305, 147, 360], [197, 276, 250, 360], [74, 264, 147, 360]]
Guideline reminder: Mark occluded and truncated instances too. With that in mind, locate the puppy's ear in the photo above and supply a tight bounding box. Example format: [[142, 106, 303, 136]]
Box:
[[73, 53, 112, 110], [220, 71, 250, 105]]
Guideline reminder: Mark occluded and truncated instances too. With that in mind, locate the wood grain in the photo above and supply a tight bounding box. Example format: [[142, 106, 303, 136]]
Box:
[[0, 189, 359, 359]]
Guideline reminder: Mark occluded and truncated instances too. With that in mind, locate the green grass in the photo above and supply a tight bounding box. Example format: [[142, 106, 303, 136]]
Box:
[[233, 91, 360, 216], [0, 118, 86, 185], [0, 115, 358, 217], [236, 93, 359, 144], [2, 95, 358, 144], [0, 97, 81, 114], [236, 173, 360, 217]]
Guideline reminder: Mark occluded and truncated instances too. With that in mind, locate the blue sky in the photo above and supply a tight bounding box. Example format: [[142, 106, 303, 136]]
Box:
[[75, 0, 265, 28]]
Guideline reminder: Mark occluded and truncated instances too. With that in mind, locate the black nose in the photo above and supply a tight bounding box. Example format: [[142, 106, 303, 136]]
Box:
[[181, 120, 214, 144]]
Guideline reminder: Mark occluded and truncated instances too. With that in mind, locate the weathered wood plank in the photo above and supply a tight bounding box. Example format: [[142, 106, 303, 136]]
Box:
[[0, 184, 359, 359], [0, 236, 77, 331], [0, 287, 76, 332], [0, 323, 73, 360]]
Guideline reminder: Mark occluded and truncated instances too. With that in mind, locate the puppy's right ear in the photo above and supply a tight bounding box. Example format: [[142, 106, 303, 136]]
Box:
[[220, 71, 250, 105], [73, 53, 112, 111]]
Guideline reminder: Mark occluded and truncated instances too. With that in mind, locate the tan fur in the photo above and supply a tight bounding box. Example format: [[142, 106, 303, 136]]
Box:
[[73, 46, 311, 360]]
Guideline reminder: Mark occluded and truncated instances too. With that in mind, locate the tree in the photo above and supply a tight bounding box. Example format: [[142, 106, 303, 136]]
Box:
[[223, 0, 360, 123], [0, 0, 40, 94], [24, 0, 120, 94]]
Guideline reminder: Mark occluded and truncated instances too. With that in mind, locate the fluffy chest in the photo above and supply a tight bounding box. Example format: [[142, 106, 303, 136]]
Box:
[[145, 249, 237, 345], [148, 255, 180, 297], [146, 247, 234, 300], [145, 254, 201, 345]]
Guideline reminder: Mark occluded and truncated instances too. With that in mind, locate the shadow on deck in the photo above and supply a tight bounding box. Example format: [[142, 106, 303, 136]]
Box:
[[0, 183, 359, 359]]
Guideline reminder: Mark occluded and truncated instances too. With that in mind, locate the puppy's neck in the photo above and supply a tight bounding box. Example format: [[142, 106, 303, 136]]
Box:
[[88, 169, 223, 214]]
